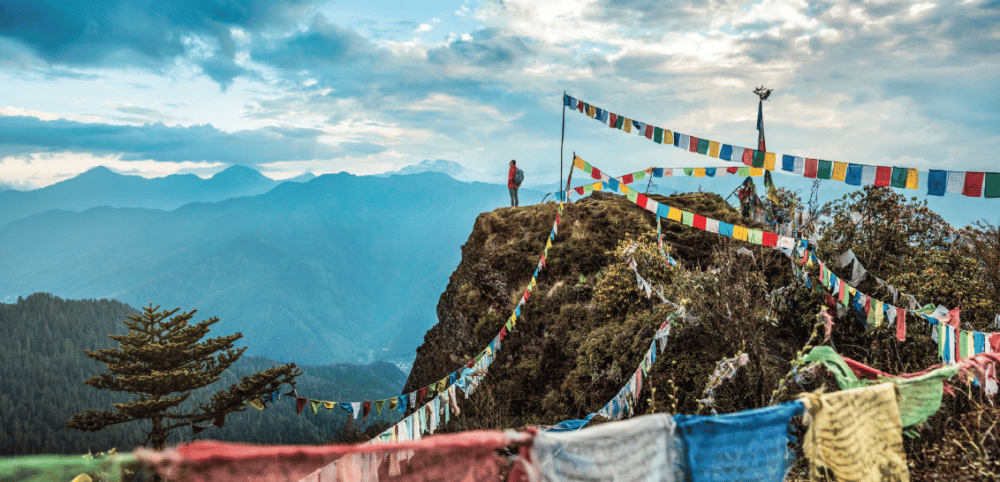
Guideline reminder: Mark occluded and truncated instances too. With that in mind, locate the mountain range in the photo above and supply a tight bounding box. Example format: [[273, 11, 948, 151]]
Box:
[[0, 166, 545, 367]]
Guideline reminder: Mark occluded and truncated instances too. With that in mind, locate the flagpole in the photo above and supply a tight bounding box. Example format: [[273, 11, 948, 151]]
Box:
[[560, 90, 566, 201]]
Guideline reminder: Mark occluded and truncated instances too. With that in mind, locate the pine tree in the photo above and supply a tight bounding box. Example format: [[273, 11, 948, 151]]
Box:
[[66, 304, 301, 449]]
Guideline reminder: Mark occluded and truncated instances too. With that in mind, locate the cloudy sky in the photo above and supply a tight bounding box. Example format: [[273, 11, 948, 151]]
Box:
[[1, 0, 998, 192]]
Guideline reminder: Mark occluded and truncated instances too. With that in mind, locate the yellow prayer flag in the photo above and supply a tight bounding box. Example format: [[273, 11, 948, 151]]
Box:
[[709, 141, 721, 158], [832, 161, 848, 181], [546, 238, 552, 248], [592, 182, 603, 191], [249, 397, 266, 410], [587, 105, 596, 118], [694, 168, 705, 177], [622, 118, 632, 133], [764, 152, 776, 171], [323, 401, 335, 410], [906, 168, 919, 189], [663, 130, 673, 144], [750, 167, 763, 177], [732, 225, 749, 241], [667, 207, 683, 222], [620, 183, 629, 194], [573, 157, 585, 170]]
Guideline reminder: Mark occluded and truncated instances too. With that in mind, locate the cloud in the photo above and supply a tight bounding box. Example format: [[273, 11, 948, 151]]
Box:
[[0, 115, 384, 168], [0, 0, 325, 87]]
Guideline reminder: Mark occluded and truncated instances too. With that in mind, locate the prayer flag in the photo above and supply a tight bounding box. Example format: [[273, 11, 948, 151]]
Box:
[[985, 172, 1000, 198], [782, 154, 795, 172], [645, 124, 654, 139], [752, 150, 765, 168], [946, 171, 966, 193], [721, 144, 734, 161], [564, 94, 575, 106], [764, 152, 776, 171], [653, 127, 663, 143], [693, 168, 705, 177], [705, 168, 716, 177], [905, 168, 919, 189], [609, 113, 618, 128], [748, 229, 763, 244], [682, 211, 694, 226], [845, 163, 863, 185], [689, 136, 699, 152], [964, 172, 985, 197], [657, 203, 671, 220], [762, 232, 778, 247], [875, 166, 892, 187], [816, 160, 832, 179], [731, 146, 745, 164], [718, 222, 734, 237], [709, 141, 721, 157], [890, 167, 908, 188], [742, 148, 753, 166], [737, 167, 751, 177], [732, 225, 749, 241], [804, 158, 818, 178], [679, 134, 690, 149], [698, 138, 710, 155], [622, 117, 632, 133], [832, 161, 848, 181], [668, 207, 683, 222], [861, 165, 878, 185], [693, 214, 707, 230], [751, 167, 763, 177]]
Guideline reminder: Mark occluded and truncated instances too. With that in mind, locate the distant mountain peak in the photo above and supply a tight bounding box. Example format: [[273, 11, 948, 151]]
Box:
[[375, 159, 464, 179], [285, 172, 317, 183], [211, 165, 268, 180], [77, 166, 119, 178]]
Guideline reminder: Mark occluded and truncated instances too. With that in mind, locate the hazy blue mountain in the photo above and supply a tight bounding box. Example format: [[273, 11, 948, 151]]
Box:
[[0, 172, 546, 367], [285, 172, 318, 183], [0, 165, 279, 227], [375, 159, 464, 179]]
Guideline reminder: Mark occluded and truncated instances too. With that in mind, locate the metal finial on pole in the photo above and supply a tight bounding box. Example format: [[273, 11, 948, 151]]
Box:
[[753, 85, 773, 101]]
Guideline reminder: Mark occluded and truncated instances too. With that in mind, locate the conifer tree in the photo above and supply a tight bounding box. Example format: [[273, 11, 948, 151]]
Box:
[[66, 304, 301, 449]]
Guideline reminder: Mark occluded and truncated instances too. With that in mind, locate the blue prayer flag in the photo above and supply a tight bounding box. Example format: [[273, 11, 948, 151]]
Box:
[[673, 132, 681, 147], [927, 170, 947, 196], [718, 222, 734, 237], [845, 164, 863, 186], [720, 144, 733, 161], [564, 95, 575, 107], [657, 203, 671, 220], [675, 401, 805, 482], [705, 168, 716, 177], [653, 168, 664, 177], [781, 155, 795, 172]]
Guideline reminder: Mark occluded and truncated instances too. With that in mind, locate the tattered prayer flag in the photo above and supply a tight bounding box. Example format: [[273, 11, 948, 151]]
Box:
[[388, 398, 399, 411], [896, 307, 907, 341], [816, 160, 832, 179], [362, 401, 372, 420], [309, 400, 321, 415], [875, 166, 892, 187], [374, 400, 384, 415], [418, 388, 427, 406], [804, 158, 818, 178], [249, 397, 265, 410], [709, 141, 721, 157], [296, 397, 307, 415], [985, 172, 1000, 198], [964, 172, 985, 197]]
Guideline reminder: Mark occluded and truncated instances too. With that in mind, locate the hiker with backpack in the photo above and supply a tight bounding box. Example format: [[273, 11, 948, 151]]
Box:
[[508, 160, 524, 207]]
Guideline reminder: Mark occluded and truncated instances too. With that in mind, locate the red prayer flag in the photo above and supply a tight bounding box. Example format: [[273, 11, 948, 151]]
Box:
[[636, 193, 648, 208], [742, 149, 752, 166], [296, 397, 307, 415], [727, 167, 739, 174], [622, 173, 634, 184], [804, 159, 818, 178], [645, 125, 654, 139], [864, 297, 871, 315], [363, 401, 371, 419], [874, 166, 892, 187], [762, 232, 777, 247], [608, 113, 617, 127], [577, 101, 584, 113], [418, 388, 427, 406], [574, 186, 585, 195], [540, 253, 546, 267], [689, 136, 699, 152], [693, 214, 706, 230], [556, 213, 560, 224], [964, 172, 985, 197], [591, 167, 602, 180], [499, 326, 507, 340]]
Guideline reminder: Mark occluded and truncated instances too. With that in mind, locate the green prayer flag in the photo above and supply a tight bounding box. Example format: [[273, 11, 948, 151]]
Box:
[[752, 150, 765, 168], [890, 167, 908, 188], [984, 172, 1000, 198], [653, 127, 663, 143], [627, 189, 639, 203], [634, 170, 646, 181], [748, 229, 763, 244], [697, 138, 710, 155], [817, 160, 833, 179], [681, 211, 694, 226], [505, 319, 514, 331], [615, 115, 625, 129], [388, 398, 398, 411], [737, 167, 750, 177], [375, 399, 384, 416], [684, 168, 694, 176], [310, 399, 321, 414]]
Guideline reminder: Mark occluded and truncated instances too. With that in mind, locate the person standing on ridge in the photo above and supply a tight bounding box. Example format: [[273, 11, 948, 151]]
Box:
[[508, 160, 521, 207]]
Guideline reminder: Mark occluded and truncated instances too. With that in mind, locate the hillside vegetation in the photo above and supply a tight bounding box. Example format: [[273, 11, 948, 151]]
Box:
[[406, 186, 1000, 481]]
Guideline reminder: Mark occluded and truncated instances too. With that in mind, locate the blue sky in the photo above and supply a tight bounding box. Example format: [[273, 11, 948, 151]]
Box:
[[1, 0, 998, 209]]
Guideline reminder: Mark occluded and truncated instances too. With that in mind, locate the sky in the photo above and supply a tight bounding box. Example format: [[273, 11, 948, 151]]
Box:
[[1, 0, 998, 214]]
